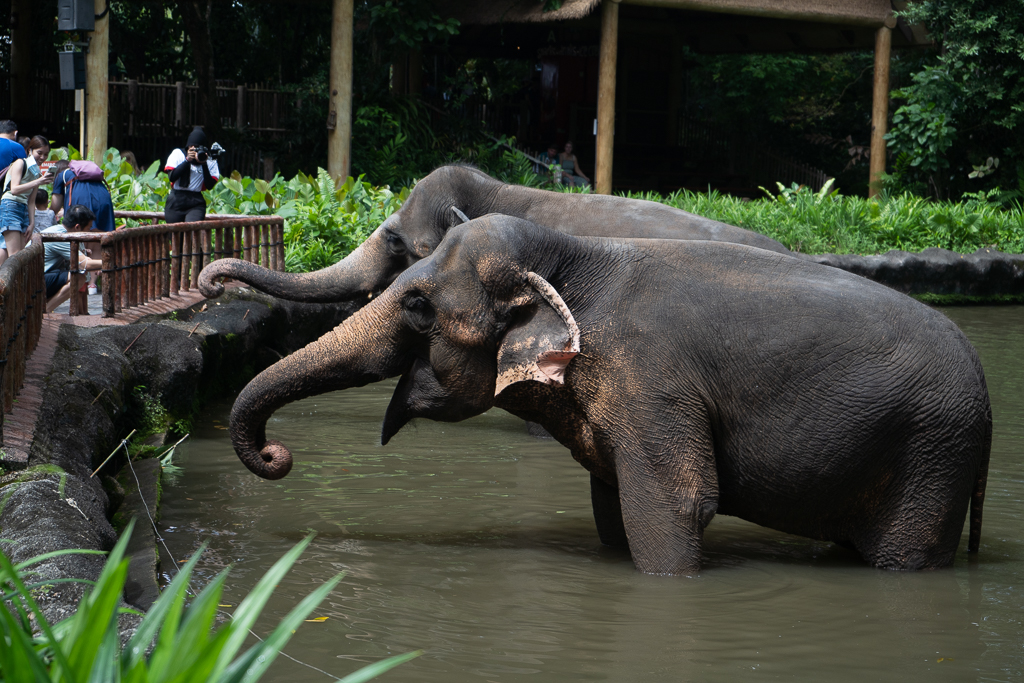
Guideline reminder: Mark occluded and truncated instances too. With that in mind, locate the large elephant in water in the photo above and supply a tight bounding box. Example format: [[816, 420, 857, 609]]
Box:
[[199, 165, 790, 302], [229, 215, 991, 575]]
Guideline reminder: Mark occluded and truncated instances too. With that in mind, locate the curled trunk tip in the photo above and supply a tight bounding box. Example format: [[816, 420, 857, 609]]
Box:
[[199, 259, 237, 298], [239, 439, 293, 480]]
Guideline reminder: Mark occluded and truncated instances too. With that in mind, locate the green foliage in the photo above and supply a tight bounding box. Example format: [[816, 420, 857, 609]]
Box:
[[351, 100, 442, 187], [889, 1, 1024, 199], [898, 0, 1024, 133], [280, 171, 408, 273], [624, 183, 1024, 255], [130, 385, 172, 439], [102, 150, 171, 216], [367, 0, 459, 50], [0, 523, 419, 681], [884, 68, 960, 198]]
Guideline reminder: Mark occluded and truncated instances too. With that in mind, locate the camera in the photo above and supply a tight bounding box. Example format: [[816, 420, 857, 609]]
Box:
[[193, 142, 226, 163]]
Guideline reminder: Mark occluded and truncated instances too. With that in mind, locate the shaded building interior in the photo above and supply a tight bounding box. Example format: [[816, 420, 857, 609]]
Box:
[[419, 0, 929, 195]]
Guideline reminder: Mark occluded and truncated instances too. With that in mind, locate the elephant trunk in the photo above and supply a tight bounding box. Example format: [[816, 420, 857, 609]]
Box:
[[229, 293, 403, 479], [199, 228, 393, 302]]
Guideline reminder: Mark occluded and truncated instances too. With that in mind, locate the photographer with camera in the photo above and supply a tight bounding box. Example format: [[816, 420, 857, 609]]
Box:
[[163, 126, 222, 223]]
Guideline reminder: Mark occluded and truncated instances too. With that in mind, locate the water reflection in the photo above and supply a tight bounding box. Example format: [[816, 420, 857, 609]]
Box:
[[159, 306, 1024, 682]]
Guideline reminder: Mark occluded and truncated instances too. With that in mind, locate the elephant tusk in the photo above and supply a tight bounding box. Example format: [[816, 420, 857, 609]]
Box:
[[451, 206, 471, 225], [526, 271, 581, 354]]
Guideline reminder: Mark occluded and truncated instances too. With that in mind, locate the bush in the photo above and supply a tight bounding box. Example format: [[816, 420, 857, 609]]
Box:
[[0, 521, 418, 682], [625, 181, 1024, 255]]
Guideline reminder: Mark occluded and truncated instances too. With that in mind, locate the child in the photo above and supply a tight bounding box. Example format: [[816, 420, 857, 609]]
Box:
[[34, 189, 55, 231]]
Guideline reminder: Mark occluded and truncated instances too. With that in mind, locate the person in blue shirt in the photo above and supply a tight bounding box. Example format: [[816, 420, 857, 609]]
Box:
[[49, 159, 115, 294], [0, 121, 24, 172], [49, 160, 115, 233]]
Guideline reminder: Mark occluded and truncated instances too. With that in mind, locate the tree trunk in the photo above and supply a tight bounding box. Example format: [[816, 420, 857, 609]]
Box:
[[178, 0, 219, 135]]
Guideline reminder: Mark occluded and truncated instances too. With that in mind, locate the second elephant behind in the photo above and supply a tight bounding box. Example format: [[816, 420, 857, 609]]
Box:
[[199, 165, 791, 302]]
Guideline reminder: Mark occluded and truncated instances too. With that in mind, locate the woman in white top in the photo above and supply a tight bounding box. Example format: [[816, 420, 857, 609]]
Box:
[[0, 135, 53, 266], [163, 126, 221, 223]]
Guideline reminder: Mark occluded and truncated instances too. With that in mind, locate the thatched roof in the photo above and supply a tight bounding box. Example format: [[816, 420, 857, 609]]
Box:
[[434, 0, 601, 26]]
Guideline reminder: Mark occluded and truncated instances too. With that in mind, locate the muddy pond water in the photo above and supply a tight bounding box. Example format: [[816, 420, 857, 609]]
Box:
[[158, 306, 1024, 682]]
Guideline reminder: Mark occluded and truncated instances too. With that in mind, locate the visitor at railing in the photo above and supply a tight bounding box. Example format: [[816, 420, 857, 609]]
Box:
[[0, 135, 54, 268], [42, 205, 101, 314], [50, 158, 116, 295], [34, 189, 56, 231], [163, 126, 221, 224], [558, 141, 590, 188], [0, 121, 24, 174]]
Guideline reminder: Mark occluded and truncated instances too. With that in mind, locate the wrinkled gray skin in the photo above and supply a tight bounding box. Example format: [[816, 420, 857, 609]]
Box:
[[199, 165, 790, 302], [230, 215, 990, 575]]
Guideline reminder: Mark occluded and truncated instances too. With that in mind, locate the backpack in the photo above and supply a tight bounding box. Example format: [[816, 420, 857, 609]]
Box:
[[61, 160, 108, 209], [68, 160, 105, 182]]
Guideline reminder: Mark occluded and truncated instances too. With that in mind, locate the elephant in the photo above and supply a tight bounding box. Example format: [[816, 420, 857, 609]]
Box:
[[199, 165, 791, 302], [229, 215, 991, 575]]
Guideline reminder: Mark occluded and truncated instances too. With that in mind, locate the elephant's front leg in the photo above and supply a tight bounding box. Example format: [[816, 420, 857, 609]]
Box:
[[590, 473, 628, 547], [615, 424, 719, 575]]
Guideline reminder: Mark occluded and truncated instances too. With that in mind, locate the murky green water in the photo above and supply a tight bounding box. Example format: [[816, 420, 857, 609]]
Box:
[[159, 306, 1024, 682]]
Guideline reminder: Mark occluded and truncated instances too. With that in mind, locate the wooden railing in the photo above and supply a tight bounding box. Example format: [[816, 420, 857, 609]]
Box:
[[0, 244, 44, 426], [43, 216, 285, 319]]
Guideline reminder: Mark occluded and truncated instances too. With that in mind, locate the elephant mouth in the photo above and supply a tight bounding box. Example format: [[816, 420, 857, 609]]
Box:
[[381, 357, 437, 445], [380, 356, 493, 445]]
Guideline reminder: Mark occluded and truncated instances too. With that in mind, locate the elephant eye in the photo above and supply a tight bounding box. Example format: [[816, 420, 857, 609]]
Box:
[[385, 231, 407, 255], [403, 295, 435, 333]]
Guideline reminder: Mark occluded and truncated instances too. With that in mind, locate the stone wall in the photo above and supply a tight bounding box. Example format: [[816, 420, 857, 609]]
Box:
[[0, 288, 359, 624]]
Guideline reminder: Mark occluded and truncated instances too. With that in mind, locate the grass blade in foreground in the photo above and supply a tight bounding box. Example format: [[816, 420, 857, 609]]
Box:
[[0, 525, 417, 682]]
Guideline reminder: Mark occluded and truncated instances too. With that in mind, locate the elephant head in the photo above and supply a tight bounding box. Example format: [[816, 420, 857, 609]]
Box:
[[230, 215, 581, 479]]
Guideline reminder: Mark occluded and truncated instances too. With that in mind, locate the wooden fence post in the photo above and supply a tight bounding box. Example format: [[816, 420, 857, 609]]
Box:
[[237, 85, 247, 130], [102, 240, 116, 317], [69, 247, 82, 316], [128, 79, 138, 136], [175, 81, 185, 128]]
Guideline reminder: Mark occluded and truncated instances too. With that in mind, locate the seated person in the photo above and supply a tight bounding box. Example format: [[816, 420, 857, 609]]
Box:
[[558, 141, 590, 188], [34, 189, 56, 231], [536, 144, 560, 181], [43, 205, 102, 314]]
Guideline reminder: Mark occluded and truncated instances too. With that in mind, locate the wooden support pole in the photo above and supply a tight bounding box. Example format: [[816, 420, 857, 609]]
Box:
[[85, 0, 110, 158], [869, 23, 893, 198], [596, 0, 620, 196], [327, 0, 354, 181], [10, 0, 33, 121]]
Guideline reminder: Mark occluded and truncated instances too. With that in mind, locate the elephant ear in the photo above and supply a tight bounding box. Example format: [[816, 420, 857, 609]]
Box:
[[495, 272, 580, 398]]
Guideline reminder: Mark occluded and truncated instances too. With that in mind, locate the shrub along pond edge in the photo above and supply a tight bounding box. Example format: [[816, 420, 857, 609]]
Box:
[[0, 288, 360, 627]]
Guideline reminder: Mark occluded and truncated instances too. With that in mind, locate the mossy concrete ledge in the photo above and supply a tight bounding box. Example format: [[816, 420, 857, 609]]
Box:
[[805, 247, 1024, 299], [0, 288, 360, 624]]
